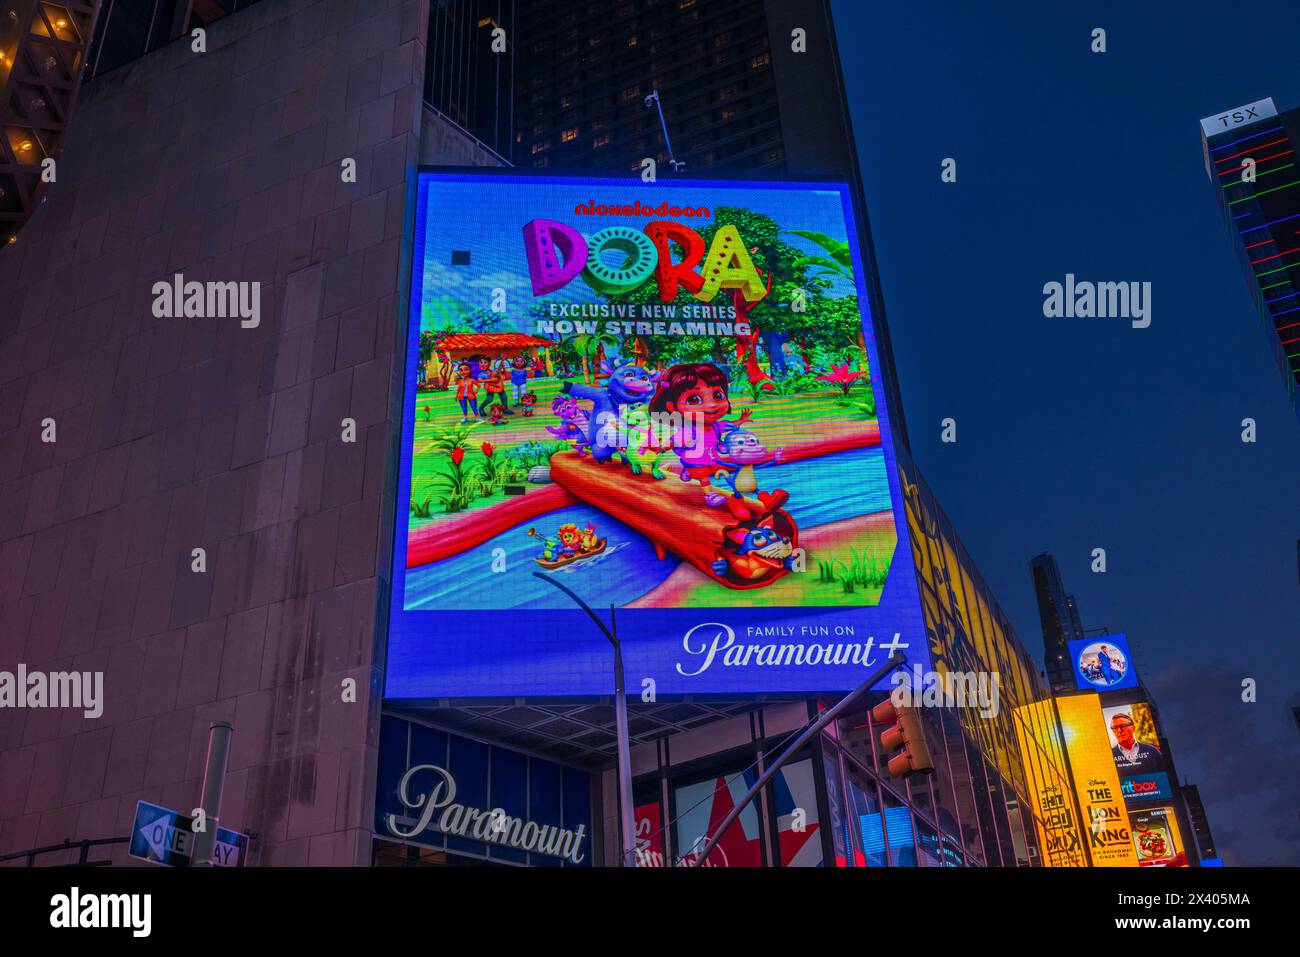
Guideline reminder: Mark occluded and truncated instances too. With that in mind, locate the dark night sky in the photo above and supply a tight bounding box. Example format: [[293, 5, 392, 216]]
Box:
[[832, 0, 1300, 865]]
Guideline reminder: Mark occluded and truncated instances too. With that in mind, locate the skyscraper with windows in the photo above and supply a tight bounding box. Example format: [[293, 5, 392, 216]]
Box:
[[425, 0, 515, 161], [0, 0, 1083, 869], [511, 0, 853, 178], [1029, 553, 1085, 692], [1201, 96, 1300, 421], [1180, 784, 1219, 863]]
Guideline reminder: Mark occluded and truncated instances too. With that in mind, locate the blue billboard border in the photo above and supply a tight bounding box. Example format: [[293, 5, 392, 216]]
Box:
[[384, 170, 928, 700], [1068, 633, 1139, 692]]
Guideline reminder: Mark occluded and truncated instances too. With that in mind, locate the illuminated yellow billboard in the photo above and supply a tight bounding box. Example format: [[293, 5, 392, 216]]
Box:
[[1056, 694, 1140, 867], [1013, 701, 1085, 867]]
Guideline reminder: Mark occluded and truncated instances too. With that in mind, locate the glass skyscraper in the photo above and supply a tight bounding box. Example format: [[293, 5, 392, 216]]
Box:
[[1201, 96, 1300, 421]]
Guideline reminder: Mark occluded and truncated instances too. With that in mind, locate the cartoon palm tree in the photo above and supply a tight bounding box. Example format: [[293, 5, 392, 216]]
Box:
[[571, 331, 620, 383], [786, 230, 854, 283], [786, 229, 868, 370]]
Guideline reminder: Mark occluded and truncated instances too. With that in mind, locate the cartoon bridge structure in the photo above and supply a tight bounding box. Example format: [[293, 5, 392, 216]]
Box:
[[407, 426, 881, 590]]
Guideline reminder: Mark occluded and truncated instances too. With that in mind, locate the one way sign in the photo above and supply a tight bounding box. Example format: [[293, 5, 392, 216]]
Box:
[[129, 801, 250, 867]]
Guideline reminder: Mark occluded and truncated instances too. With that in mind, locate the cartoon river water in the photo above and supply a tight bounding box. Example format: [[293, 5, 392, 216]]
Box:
[[403, 445, 893, 611]]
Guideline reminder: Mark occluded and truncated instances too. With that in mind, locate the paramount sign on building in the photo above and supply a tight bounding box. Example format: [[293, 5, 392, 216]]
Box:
[[386, 764, 588, 864]]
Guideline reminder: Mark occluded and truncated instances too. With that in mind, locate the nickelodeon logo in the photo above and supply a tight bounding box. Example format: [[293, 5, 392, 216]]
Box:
[[573, 199, 711, 219]]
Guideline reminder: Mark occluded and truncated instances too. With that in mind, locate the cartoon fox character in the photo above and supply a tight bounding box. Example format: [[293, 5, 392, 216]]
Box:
[[710, 490, 800, 586]]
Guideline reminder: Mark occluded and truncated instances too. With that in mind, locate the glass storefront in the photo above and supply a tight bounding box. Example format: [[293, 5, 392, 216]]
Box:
[[374, 714, 594, 867], [622, 699, 1000, 868]]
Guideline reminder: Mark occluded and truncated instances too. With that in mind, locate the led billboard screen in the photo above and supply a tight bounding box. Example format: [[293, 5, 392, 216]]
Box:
[[1103, 701, 1166, 779], [1013, 701, 1086, 867], [1120, 772, 1174, 803], [1130, 806, 1188, 867], [1056, 694, 1140, 867], [1069, 633, 1138, 691], [385, 172, 926, 698]]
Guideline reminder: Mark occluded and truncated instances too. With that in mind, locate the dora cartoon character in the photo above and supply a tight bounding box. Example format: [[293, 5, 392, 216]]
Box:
[[648, 363, 751, 507], [453, 361, 480, 423]]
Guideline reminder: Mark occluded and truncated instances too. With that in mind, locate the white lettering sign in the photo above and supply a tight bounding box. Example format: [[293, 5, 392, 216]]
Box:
[[1199, 97, 1277, 137], [387, 764, 587, 864], [675, 622, 906, 677]]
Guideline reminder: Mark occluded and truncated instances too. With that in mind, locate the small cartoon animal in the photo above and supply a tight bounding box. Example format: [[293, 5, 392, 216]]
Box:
[[710, 491, 799, 584], [547, 395, 591, 456], [529, 528, 564, 562], [580, 521, 599, 552], [557, 522, 585, 553], [712, 526, 795, 581], [618, 405, 669, 479], [712, 428, 782, 498], [561, 360, 660, 462]]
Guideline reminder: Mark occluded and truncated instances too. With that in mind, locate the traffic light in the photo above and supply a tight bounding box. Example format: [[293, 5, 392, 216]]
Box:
[[871, 698, 934, 778]]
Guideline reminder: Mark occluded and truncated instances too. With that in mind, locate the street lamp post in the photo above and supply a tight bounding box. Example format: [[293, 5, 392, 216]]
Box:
[[533, 573, 639, 867], [689, 652, 908, 867]]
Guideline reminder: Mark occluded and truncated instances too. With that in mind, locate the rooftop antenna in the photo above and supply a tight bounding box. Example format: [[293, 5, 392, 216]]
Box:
[[644, 89, 685, 171]]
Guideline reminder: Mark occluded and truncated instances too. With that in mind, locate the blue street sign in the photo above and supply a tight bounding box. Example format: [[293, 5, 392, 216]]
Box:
[[129, 800, 249, 867]]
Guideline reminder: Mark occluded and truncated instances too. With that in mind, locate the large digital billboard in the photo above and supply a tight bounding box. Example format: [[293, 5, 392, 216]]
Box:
[[1012, 701, 1086, 867], [1130, 806, 1188, 867], [1069, 633, 1138, 691], [1120, 772, 1174, 803], [1056, 695, 1140, 867], [385, 172, 926, 698], [1103, 701, 1166, 779]]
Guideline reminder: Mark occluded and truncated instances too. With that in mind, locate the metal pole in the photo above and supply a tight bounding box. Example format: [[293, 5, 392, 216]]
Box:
[[689, 652, 907, 867], [190, 721, 233, 868], [610, 606, 638, 868], [643, 89, 681, 170], [531, 573, 638, 866]]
